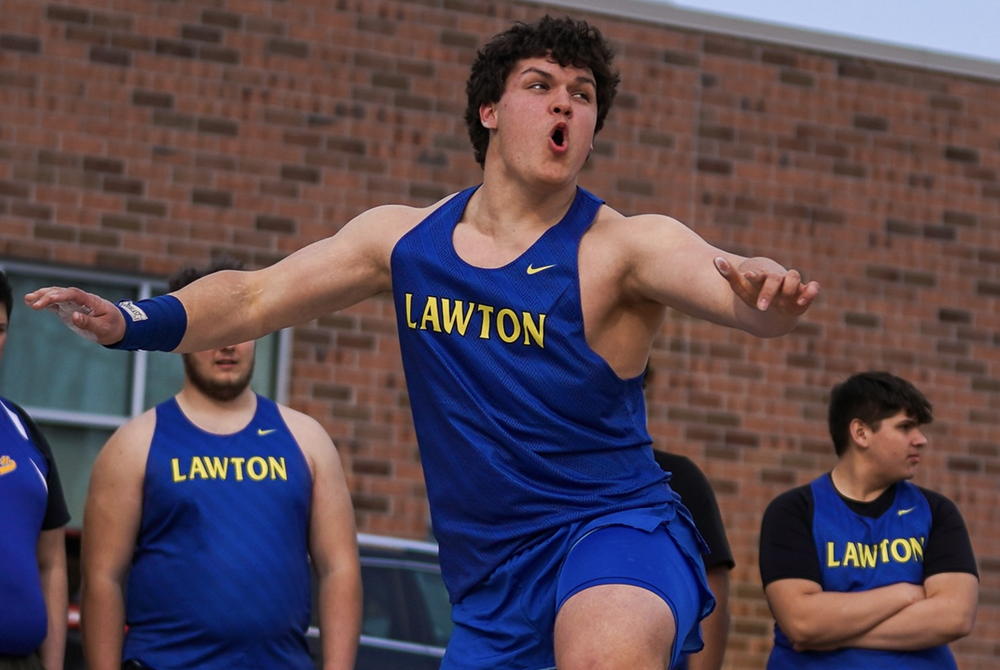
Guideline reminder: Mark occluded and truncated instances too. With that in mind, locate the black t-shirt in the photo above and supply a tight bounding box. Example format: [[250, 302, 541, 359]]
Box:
[[759, 476, 977, 587], [653, 450, 735, 570]]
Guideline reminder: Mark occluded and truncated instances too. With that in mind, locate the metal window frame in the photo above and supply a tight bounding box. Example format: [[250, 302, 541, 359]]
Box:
[[0, 258, 291, 427]]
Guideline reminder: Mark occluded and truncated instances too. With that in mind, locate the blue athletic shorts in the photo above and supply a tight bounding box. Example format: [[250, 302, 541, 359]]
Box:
[[442, 502, 715, 670]]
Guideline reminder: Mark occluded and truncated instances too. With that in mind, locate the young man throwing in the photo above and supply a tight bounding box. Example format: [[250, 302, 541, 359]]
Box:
[[31, 16, 818, 670]]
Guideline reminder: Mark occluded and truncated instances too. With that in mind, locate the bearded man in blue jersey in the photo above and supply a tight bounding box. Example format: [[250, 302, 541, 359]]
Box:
[[759, 371, 978, 669], [79, 258, 361, 670], [30, 16, 818, 670]]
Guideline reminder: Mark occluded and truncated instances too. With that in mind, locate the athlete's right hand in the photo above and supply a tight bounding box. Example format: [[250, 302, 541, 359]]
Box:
[[25, 286, 125, 346]]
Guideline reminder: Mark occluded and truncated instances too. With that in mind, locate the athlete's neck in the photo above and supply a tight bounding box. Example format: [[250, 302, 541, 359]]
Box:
[[175, 386, 257, 435], [452, 179, 577, 269], [829, 463, 894, 503]]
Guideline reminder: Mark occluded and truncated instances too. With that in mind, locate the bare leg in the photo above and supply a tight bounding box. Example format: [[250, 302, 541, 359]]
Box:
[[554, 583, 675, 670]]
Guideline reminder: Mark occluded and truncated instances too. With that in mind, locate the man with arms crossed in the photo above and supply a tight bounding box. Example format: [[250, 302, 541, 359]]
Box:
[[759, 371, 978, 668], [80, 258, 361, 670], [0, 271, 69, 670], [32, 17, 818, 670]]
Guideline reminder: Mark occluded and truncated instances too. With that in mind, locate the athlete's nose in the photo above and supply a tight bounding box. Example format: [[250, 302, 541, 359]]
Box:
[[550, 89, 572, 117]]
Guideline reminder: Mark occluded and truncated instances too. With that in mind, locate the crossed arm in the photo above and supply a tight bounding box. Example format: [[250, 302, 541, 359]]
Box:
[[765, 572, 978, 652]]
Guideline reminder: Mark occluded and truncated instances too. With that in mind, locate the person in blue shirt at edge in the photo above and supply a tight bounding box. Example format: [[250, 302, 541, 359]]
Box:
[[0, 270, 70, 670], [79, 257, 361, 670], [28, 16, 820, 670], [758, 371, 978, 669]]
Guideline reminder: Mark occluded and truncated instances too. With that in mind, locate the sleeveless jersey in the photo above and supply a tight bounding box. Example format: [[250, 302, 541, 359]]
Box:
[[391, 186, 674, 600], [768, 474, 956, 669], [0, 398, 52, 655], [123, 395, 313, 670]]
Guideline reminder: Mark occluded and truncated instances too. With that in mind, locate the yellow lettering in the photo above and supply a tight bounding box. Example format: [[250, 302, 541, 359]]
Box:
[[420, 296, 441, 332], [890, 538, 912, 562], [247, 456, 268, 481], [405, 293, 417, 329], [230, 457, 246, 481], [496, 308, 520, 343], [826, 542, 840, 567], [441, 299, 475, 336], [858, 543, 878, 568], [171, 458, 187, 482], [189, 457, 208, 480], [477, 304, 494, 339], [880, 539, 890, 563], [522, 312, 545, 347], [909, 537, 924, 561], [203, 456, 229, 479], [268, 456, 287, 480], [842, 542, 859, 567]]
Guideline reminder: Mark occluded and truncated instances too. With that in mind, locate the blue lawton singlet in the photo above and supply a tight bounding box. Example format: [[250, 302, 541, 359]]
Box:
[[391, 186, 674, 601], [767, 474, 955, 669], [0, 398, 51, 655], [123, 395, 313, 670]]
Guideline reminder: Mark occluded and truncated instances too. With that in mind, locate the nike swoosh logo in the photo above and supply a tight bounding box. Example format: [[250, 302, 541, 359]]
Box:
[[526, 264, 556, 275], [0, 456, 16, 476], [257, 428, 277, 436], [897, 507, 916, 516]]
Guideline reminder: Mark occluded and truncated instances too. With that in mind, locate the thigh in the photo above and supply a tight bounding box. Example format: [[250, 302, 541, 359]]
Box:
[[554, 523, 710, 670], [555, 583, 674, 670]]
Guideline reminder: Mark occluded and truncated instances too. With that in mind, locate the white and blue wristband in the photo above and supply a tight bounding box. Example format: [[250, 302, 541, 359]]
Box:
[[106, 295, 187, 352]]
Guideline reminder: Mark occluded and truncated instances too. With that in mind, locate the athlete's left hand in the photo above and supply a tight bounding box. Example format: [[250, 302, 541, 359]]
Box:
[[714, 256, 820, 315]]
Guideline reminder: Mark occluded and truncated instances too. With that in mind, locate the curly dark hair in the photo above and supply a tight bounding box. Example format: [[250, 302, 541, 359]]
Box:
[[828, 371, 934, 456], [464, 15, 620, 168], [168, 254, 245, 292]]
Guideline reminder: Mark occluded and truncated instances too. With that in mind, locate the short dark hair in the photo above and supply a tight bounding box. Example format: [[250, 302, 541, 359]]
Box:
[[464, 15, 620, 167], [828, 371, 933, 456], [168, 255, 245, 293], [0, 271, 11, 320]]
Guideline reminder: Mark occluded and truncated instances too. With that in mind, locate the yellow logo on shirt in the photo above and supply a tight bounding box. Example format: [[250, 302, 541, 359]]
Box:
[[825, 537, 925, 568], [0, 455, 16, 475], [171, 456, 288, 482], [404, 293, 547, 347]]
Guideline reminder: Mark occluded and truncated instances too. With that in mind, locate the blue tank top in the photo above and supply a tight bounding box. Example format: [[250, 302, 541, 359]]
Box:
[[0, 398, 50, 655], [124, 395, 313, 670], [391, 186, 674, 600], [768, 474, 956, 669]]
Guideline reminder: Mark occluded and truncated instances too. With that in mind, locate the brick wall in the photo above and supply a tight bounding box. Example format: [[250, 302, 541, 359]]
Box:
[[2, 0, 999, 667]]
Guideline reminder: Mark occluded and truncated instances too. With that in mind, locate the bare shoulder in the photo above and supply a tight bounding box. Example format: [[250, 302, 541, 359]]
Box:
[[581, 206, 699, 271], [276, 404, 336, 462], [587, 206, 695, 244], [91, 408, 156, 481], [344, 193, 464, 247]]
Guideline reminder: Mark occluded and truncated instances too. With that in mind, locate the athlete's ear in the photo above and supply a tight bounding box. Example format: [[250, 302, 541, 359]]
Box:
[[480, 102, 498, 130], [849, 418, 869, 449]]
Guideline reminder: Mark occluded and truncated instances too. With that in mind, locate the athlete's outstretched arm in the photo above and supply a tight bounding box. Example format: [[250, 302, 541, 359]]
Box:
[[81, 413, 152, 670], [25, 205, 418, 352], [619, 213, 819, 338]]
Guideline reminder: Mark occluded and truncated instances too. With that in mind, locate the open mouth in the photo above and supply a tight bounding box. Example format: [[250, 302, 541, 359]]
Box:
[[551, 124, 567, 148]]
